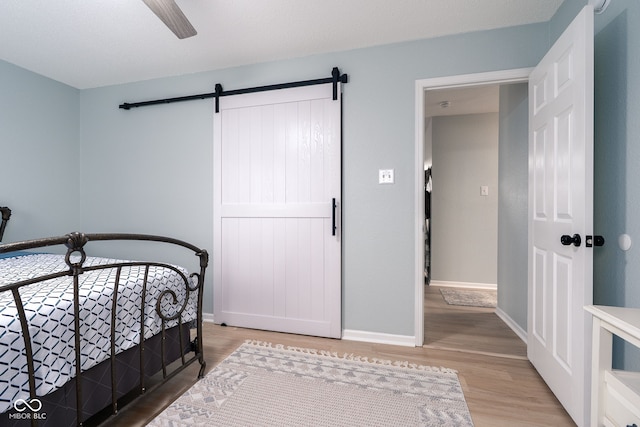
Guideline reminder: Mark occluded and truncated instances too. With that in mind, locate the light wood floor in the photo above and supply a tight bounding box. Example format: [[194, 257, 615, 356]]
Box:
[[102, 286, 575, 427], [424, 285, 528, 358]]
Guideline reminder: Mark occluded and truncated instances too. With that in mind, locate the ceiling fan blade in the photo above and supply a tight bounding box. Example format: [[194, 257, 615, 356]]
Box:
[[142, 0, 197, 39]]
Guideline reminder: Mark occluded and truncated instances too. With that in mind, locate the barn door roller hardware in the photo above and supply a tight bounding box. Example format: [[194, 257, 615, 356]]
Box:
[[119, 67, 348, 112]]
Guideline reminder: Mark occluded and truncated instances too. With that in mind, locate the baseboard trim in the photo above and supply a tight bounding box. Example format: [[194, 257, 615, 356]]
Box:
[[342, 329, 416, 347], [203, 315, 415, 347], [495, 307, 527, 344], [429, 280, 497, 290]]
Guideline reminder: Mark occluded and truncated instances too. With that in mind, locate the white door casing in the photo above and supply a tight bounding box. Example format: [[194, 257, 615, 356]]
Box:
[[414, 68, 532, 347], [213, 83, 342, 339], [527, 6, 594, 426]]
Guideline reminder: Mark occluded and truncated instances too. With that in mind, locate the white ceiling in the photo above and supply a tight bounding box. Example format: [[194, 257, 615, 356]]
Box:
[[425, 85, 501, 117], [0, 0, 564, 89]]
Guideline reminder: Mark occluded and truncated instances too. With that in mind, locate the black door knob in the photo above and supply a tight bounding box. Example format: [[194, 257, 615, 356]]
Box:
[[561, 234, 581, 247]]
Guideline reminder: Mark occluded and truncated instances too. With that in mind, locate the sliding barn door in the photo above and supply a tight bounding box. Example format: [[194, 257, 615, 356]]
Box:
[[213, 83, 342, 338]]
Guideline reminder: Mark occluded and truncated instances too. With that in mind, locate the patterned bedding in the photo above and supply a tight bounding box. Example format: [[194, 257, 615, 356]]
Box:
[[0, 253, 197, 414]]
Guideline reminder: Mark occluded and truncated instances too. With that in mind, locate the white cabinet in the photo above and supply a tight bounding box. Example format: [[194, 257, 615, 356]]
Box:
[[586, 305, 640, 427]]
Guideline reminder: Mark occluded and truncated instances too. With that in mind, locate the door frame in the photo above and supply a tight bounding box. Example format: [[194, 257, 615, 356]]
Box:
[[413, 68, 533, 346]]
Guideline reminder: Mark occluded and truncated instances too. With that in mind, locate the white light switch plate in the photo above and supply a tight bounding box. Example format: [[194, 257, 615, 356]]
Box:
[[379, 169, 394, 184], [480, 185, 489, 196]]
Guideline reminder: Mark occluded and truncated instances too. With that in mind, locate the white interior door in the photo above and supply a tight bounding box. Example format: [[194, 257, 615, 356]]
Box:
[[527, 6, 594, 426], [213, 83, 342, 339]]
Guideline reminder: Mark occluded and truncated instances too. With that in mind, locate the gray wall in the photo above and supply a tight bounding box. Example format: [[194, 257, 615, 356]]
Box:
[[0, 61, 80, 244], [591, 0, 640, 370], [497, 83, 529, 330], [431, 113, 499, 286], [77, 24, 550, 337], [3, 19, 553, 338]]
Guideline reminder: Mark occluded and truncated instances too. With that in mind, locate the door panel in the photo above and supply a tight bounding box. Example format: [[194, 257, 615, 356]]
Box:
[[527, 6, 594, 426], [214, 84, 342, 339], [532, 247, 547, 343]]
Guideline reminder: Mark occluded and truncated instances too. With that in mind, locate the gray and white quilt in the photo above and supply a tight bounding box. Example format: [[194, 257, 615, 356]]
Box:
[[0, 253, 197, 414]]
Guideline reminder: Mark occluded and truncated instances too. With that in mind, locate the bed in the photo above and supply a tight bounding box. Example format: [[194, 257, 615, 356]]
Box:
[[0, 229, 208, 426]]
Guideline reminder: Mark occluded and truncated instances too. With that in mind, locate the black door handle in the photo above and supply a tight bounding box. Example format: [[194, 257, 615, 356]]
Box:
[[560, 234, 581, 247], [332, 198, 337, 236]]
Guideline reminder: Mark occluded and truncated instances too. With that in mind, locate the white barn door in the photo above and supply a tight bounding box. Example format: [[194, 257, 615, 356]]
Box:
[[527, 6, 594, 426], [213, 83, 342, 338]]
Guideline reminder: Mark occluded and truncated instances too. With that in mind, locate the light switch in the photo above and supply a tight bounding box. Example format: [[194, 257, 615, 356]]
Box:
[[379, 169, 394, 184], [481, 185, 489, 196]]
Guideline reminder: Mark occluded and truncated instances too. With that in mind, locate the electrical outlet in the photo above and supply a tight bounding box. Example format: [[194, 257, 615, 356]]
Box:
[[379, 169, 394, 184]]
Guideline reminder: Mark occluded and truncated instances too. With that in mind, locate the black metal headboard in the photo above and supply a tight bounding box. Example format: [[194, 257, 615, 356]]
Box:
[[0, 207, 11, 242]]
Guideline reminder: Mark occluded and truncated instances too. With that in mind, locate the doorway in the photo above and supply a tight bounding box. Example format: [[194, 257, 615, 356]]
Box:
[[425, 85, 500, 289], [413, 68, 532, 347], [424, 84, 503, 355]]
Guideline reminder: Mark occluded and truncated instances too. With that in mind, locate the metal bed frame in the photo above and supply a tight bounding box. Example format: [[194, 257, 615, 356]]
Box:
[[0, 231, 208, 426], [0, 207, 11, 242]]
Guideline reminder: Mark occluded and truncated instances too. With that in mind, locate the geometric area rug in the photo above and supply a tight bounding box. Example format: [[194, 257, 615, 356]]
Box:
[[440, 288, 497, 308], [148, 340, 474, 426]]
